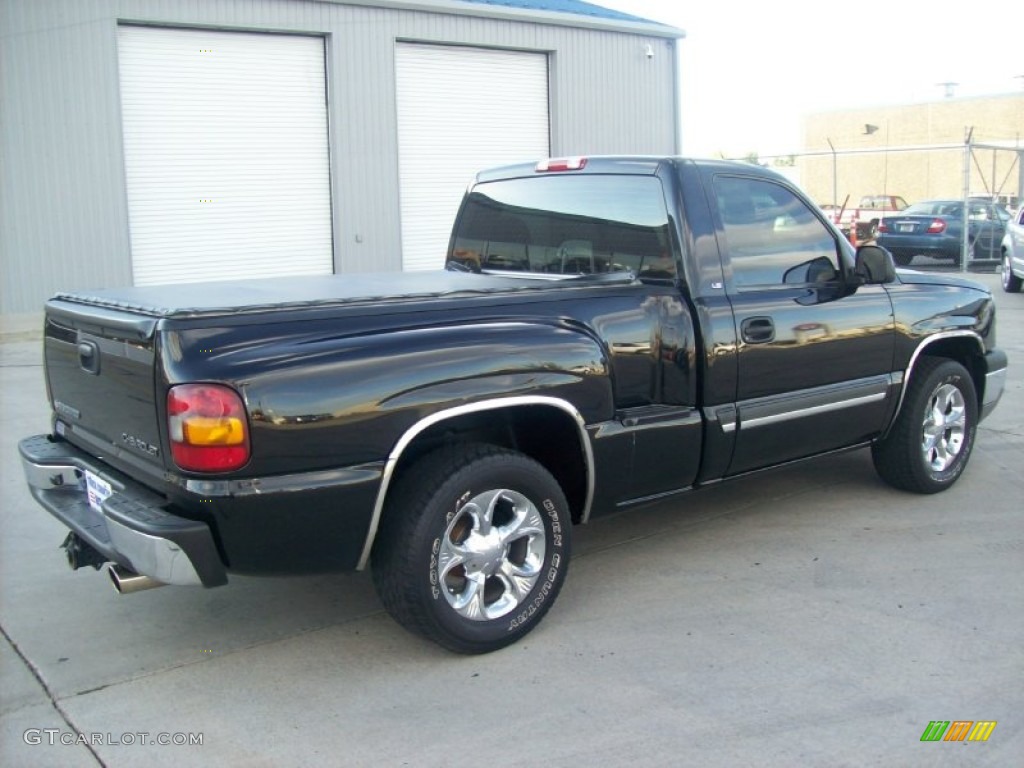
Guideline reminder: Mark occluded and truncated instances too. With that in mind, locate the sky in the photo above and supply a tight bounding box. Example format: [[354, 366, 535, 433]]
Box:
[[595, 0, 1023, 158]]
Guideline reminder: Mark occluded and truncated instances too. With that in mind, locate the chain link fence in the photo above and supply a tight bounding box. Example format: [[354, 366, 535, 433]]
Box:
[[755, 137, 1022, 273]]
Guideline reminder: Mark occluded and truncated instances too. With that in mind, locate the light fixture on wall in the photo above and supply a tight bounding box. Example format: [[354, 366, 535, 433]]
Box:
[[644, 43, 654, 59]]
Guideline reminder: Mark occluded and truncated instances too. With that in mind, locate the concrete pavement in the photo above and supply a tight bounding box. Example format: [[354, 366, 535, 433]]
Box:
[[2, 273, 1021, 767]]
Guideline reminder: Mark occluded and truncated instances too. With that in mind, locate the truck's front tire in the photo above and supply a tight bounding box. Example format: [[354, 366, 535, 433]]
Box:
[[372, 443, 570, 653], [871, 358, 977, 494]]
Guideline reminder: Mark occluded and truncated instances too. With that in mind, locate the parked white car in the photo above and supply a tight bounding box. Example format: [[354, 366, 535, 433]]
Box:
[[1002, 204, 1024, 293]]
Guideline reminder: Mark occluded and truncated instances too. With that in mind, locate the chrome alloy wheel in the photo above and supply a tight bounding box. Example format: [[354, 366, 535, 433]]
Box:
[[921, 382, 967, 472], [437, 489, 546, 621]]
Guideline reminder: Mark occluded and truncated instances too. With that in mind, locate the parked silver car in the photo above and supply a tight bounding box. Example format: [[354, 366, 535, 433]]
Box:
[[1002, 205, 1024, 293]]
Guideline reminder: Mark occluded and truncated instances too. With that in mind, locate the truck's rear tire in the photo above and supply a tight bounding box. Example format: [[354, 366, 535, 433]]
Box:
[[871, 358, 977, 494], [372, 443, 570, 653]]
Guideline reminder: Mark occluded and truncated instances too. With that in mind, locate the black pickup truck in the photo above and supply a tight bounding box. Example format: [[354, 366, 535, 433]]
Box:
[[20, 157, 1007, 653]]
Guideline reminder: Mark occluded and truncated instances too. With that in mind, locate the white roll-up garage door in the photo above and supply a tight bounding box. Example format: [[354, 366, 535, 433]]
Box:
[[396, 43, 549, 271], [117, 27, 333, 286]]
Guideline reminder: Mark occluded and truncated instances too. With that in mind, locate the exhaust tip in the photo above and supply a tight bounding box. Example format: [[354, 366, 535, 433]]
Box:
[[107, 564, 165, 594]]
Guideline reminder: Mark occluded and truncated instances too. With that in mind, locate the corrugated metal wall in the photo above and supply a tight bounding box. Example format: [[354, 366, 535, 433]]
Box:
[[0, 0, 680, 317]]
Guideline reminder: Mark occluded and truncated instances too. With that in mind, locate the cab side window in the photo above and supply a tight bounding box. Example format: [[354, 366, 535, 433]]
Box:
[[714, 176, 840, 289]]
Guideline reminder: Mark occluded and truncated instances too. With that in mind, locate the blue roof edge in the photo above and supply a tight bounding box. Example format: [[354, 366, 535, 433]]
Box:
[[459, 0, 655, 25], [301, 0, 684, 38]]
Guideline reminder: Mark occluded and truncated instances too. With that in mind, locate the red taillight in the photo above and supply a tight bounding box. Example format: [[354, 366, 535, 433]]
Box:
[[878, 222, 889, 233], [927, 218, 946, 233], [167, 384, 250, 472], [536, 156, 586, 172]]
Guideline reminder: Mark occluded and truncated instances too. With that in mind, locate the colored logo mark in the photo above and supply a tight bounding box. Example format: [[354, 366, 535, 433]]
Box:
[[920, 721, 997, 742]]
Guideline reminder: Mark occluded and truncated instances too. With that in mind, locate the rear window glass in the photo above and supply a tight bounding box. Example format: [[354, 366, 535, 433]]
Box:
[[859, 196, 908, 210], [450, 175, 674, 277], [902, 202, 952, 216]]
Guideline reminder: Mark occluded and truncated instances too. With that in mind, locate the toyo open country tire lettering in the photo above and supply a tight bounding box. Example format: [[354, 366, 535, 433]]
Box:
[[372, 443, 570, 653], [871, 358, 978, 494]]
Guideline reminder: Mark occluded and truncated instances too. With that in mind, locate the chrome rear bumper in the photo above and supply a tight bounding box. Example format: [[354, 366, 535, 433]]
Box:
[[19, 435, 227, 588]]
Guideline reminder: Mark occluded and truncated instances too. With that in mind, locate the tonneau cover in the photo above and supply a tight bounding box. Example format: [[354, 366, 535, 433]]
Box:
[[52, 270, 635, 320]]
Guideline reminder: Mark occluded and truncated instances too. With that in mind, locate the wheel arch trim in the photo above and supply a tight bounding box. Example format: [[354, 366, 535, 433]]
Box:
[[885, 330, 985, 437], [356, 396, 595, 570]]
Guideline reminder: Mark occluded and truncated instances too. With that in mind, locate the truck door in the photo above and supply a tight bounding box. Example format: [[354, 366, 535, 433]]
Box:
[[708, 173, 896, 475]]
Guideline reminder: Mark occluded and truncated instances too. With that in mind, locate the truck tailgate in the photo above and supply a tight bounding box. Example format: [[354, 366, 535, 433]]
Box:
[[44, 300, 165, 474]]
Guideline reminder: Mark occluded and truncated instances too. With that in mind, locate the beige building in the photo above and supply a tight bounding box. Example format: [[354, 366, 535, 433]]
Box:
[[800, 93, 1023, 209]]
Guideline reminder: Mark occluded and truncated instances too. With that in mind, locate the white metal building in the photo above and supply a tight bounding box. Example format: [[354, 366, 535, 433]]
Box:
[[0, 0, 683, 325]]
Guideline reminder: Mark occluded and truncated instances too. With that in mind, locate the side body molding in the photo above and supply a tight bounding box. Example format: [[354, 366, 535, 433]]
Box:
[[356, 396, 595, 570]]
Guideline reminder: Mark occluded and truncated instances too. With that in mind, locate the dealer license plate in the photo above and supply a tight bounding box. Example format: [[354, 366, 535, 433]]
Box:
[[85, 471, 113, 513], [899, 223, 915, 232]]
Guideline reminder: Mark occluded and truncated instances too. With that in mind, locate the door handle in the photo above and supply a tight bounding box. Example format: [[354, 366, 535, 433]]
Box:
[[741, 316, 775, 344]]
